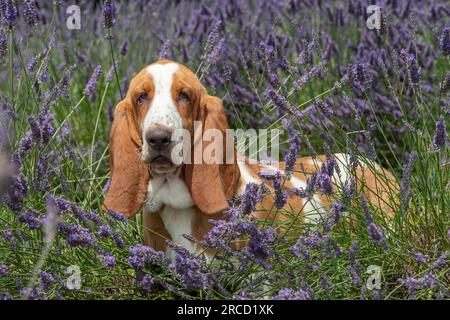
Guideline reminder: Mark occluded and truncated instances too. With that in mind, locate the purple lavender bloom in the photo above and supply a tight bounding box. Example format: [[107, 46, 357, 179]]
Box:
[[138, 275, 154, 291], [272, 172, 287, 209], [273, 288, 311, 300], [18, 136, 32, 158], [342, 177, 356, 201], [205, 38, 225, 66], [400, 152, 416, 213], [431, 252, 449, 269], [128, 244, 165, 270], [320, 276, 331, 289], [290, 238, 312, 261], [47, 194, 71, 213], [202, 19, 222, 59], [349, 263, 362, 286], [39, 270, 54, 289], [348, 241, 362, 286], [433, 116, 446, 148], [318, 172, 333, 195], [159, 39, 171, 60], [97, 225, 113, 238], [83, 65, 102, 97], [397, 272, 438, 299], [367, 223, 388, 250], [0, 28, 6, 63], [108, 102, 114, 123], [35, 154, 49, 191], [413, 252, 428, 263], [18, 209, 42, 230], [102, 0, 116, 29], [359, 193, 373, 224], [28, 107, 54, 148], [170, 244, 210, 289], [23, 0, 38, 28], [62, 225, 96, 247], [112, 233, 125, 248], [284, 138, 300, 175], [20, 286, 46, 300], [0, 293, 12, 300], [291, 232, 323, 260], [201, 219, 233, 250], [0, 264, 8, 276], [58, 64, 77, 100], [400, 49, 421, 88], [439, 26, 450, 56], [3, 172, 28, 211], [100, 253, 116, 269], [259, 170, 287, 209], [105, 64, 116, 83], [266, 88, 291, 113], [328, 200, 346, 227], [246, 226, 276, 269], [120, 40, 128, 56], [1, 230, 15, 252], [441, 72, 450, 93], [4, 0, 17, 28], [241, 183, 264, 215], [37, 55, 49, 84], [349, 61, 372, 93], [108, 209, 128, 222]]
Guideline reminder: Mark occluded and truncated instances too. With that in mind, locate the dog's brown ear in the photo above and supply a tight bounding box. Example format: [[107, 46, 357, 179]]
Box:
[[184, 95, 240, 215], [102, 99, 149, 218]]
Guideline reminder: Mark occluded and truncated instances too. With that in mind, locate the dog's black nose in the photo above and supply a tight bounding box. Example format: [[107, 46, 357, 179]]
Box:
[[146, 128, 172, 151]]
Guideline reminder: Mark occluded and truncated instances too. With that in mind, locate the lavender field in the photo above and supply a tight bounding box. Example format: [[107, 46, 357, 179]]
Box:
[[0, 0, 449, 300]]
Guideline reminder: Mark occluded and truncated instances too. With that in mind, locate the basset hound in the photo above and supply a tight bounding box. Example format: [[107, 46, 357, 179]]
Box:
[[102, 60, 399, 259]]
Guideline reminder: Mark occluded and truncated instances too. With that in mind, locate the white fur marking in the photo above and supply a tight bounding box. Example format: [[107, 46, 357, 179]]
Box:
[[144, 176, 195, 259], [144, 63, 182, 131], [159, 206, 196, 260], [289, 175, 326, 224]]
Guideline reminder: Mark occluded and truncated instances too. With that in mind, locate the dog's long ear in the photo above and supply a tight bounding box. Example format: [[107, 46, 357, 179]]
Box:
[[102, 99, 150, 218], [184, 95, 240, 215]]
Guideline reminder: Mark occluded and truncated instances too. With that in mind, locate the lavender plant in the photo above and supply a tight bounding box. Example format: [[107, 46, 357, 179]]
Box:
[[0, 0, 448, 300]]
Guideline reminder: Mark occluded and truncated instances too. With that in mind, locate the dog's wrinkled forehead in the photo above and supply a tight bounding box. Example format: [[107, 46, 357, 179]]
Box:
[[143, 62, 181, 130]]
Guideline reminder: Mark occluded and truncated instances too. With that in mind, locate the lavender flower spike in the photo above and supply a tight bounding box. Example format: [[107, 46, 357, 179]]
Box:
[[273, 288, 312, 300], [83, 65, 102, 97], [103, 0, 116, 29], [0, 28, 7, 63], [4, 0, 17, 28], [439, 26, 450, 56], [23, 0, 38, 28], [433, 116, 446, 148]]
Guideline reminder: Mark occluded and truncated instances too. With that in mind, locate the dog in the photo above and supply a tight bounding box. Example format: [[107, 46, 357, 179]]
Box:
[[102, 60, 398, 259]]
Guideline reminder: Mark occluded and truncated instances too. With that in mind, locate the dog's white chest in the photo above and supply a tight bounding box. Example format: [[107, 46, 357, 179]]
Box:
[[144, 176, 196, 259]]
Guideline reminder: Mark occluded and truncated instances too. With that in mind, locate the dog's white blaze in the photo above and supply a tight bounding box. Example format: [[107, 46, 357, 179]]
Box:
[[144, 63, 182, 131]]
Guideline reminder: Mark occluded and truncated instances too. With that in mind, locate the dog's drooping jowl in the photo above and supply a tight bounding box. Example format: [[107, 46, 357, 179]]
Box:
[[102, 60, 399, 259]]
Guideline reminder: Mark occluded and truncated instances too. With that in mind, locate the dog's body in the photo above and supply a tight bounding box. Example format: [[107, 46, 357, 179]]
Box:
[[102, 60, 398, 259]]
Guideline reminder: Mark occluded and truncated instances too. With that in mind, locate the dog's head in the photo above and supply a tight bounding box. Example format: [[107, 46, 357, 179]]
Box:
[[102, 60, 240, 218]]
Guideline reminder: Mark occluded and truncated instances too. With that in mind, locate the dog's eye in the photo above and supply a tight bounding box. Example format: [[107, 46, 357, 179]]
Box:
[[178, 92, 191, 103], [136, 92, 147, 105]]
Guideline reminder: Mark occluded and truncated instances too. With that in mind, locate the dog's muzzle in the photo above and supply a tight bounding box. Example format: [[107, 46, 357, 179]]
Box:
[[142, 125, 180, 175]]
